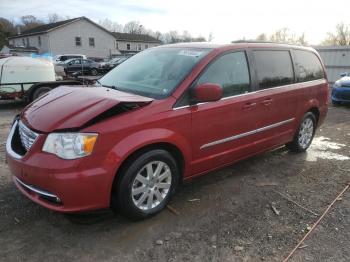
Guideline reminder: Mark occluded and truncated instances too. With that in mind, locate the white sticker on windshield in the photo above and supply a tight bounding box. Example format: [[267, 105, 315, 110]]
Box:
[[178, 50, 203, 57]]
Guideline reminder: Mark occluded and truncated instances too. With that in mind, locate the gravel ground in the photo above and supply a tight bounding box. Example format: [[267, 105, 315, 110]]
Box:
[[0, 100, 349, 262]]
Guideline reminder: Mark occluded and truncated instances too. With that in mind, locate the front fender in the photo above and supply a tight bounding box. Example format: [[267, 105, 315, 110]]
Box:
[[105, 128, 192, 183]]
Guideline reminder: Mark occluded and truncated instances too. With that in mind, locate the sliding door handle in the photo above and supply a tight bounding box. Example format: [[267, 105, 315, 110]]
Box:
[[262, 98, 273, 106], [242, 102, 257, 110]]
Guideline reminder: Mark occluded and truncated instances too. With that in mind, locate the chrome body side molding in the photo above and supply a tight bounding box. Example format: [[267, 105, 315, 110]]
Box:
[[200, 118, 295, 149]]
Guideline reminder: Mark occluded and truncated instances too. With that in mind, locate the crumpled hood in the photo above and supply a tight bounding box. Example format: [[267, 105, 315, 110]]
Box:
[[21, 86, 153, 132]]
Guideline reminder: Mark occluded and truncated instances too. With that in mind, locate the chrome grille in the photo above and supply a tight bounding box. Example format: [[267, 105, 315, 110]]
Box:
[[18, 121, 39, 151]]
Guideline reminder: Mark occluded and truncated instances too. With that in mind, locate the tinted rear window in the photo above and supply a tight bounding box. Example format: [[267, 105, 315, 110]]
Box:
[[254, 50, 294, 89], [294, 50, 325, 82]]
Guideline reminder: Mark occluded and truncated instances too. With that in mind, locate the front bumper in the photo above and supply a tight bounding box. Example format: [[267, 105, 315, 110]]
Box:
[[6, 121, 115, 213], [331, 87, 350, 102]]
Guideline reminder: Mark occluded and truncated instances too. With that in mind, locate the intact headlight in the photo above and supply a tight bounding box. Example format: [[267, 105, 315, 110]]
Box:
[[43, 133, 98, 159]]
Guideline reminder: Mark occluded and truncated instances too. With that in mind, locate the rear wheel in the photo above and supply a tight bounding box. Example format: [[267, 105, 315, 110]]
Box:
[[286, 112, 316, 152], [31, 86, 53, 101], [111, 149, 179, 220]]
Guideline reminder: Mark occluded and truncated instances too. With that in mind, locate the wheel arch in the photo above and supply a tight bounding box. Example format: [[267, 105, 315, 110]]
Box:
[[301, 98, 320, 125], [308, 107, 320, 125], [109, 138, 189, 207], [115, 142, 185, 182]]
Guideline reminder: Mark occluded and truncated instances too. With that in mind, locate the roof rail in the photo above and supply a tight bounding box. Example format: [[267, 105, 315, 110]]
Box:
[[231, 40, 301, 45]]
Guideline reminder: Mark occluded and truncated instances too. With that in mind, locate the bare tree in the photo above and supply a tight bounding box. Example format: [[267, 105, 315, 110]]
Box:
[[123, 21, 145, 34], [0, 18, 16, 35], [297, 33, 307, 46], [0, 17, 17, 49], [182, 30, 192, 42], [20, 15, 44, 31], [208, 32, 214, 42], [153, 31, 162, 40], [269, 28, 290, 42], [98, 18, 123, 32], [322, 23, 350, 45], [256, 33, 267, 41], [253, 28, 308, 45], [48, 13, 64, 23]]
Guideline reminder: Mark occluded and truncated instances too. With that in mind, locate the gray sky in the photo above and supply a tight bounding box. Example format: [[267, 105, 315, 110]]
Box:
[[1, 0, 350, 44]]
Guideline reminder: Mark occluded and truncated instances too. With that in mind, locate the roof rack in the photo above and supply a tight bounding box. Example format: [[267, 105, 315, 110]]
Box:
[[231, 40, 302, 45]]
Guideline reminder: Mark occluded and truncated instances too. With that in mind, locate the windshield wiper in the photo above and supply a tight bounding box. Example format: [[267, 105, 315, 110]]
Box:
[[100, 83, 121, 91]]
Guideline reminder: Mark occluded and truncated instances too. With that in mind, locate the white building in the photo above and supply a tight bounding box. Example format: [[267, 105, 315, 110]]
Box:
[[6, 17, 161, 59], [314, 46, 350, 83]]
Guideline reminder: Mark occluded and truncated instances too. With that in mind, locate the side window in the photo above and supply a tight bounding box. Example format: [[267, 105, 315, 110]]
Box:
[[254, 50, 294, 89], [294, 50, 325, 82], [197, 51, 250, 97], [72, 59, 81, 65]]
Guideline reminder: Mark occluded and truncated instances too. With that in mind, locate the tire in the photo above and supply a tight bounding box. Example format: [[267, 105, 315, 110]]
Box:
[[286, 112, 316, 152], [90, 68, 98, 76], [31, 86, 53, 101], [111, 149, 179, 220], [332, 100, 341, 106]]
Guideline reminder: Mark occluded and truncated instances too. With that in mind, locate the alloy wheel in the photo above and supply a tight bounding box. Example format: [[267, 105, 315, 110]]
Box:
[[131, 161, 172, 211], [298, 117, 314, 149]]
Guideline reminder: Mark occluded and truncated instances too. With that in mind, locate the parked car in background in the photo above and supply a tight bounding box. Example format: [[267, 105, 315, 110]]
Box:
[[0, 57, 80, 102], [54, 54, 87, 64], [61, 58, 101, 76], [88, 57, 106, 63], [6, 43, 328, 220], [331, 73, 350, 105], [100, 56, 130, 72]]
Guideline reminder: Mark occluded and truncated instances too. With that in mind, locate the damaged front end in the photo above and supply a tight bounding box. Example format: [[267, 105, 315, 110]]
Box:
[[20, 85, 153, 133]]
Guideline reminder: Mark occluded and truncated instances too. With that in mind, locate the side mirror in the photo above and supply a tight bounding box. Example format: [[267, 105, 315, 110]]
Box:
[[340, 72, 348, 77], [192, 83, 223, 104]]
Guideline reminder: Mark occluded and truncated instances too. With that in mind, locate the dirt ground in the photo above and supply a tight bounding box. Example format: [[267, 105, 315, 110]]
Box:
[[0, 100, 349, 262]]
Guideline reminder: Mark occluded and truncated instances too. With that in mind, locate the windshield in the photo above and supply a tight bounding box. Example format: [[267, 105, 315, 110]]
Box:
[[99, 47, 211, 99]]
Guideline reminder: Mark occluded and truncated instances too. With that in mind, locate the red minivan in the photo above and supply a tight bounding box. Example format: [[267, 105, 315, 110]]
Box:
[[6, 42, 328, 219]]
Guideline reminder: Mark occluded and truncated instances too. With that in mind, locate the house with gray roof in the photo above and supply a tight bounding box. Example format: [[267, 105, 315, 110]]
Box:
[[112, 32, 162, 55], [7, 17, 162, 59]]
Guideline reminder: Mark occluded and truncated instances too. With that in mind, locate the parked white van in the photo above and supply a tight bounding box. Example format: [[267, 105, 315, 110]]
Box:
[[0, 57, 80, 102]]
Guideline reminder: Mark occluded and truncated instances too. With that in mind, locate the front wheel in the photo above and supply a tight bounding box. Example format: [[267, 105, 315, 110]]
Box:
[[111, 149, 179, 220], [286, 112, 316, 152]]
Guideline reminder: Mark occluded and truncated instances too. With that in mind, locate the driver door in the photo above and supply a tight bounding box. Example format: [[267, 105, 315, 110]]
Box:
[[68, 59, 82, 73], [191, 51, 261, 174]]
